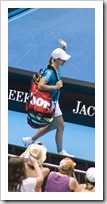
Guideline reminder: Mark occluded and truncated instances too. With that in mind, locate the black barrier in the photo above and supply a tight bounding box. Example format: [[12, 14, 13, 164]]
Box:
[[8, 67, 95, 127]]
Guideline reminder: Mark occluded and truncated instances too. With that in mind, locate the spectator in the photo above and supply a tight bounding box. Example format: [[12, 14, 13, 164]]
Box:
[[74, 167, 95, 192], [45, 157, 78, 192], [20, 142, 50, 191], [8, 156, 44, 192]]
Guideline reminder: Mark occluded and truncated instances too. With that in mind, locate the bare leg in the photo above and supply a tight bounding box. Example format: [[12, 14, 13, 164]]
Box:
[[52, 115, 64, 152], [31, 123, 56, 140], [31, 115, 64, 153]]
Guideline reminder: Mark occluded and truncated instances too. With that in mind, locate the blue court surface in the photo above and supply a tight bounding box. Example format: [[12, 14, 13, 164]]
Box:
[[8, 110, 95, 162], [8, 8, 95, 162], [8, 8, 95, 83]]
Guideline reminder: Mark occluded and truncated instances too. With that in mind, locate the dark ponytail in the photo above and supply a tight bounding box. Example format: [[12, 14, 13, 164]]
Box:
[[47, 56, 53, 66]]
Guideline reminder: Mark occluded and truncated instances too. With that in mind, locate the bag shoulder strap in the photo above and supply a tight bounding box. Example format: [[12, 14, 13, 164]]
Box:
[[33, 65, 59, 84], [44, 65, 59, 101], [44, 65, 59, 81]]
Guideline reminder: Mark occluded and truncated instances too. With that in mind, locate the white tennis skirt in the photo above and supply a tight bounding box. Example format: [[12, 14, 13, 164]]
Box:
[[53, 101, 62, 117]]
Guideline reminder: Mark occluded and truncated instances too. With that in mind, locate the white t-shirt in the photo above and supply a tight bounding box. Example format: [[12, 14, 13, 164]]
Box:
[[20, 177, 37, 192]]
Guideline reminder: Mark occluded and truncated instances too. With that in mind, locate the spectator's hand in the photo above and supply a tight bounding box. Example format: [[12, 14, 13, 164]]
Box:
[[28, 156, 38, 166]]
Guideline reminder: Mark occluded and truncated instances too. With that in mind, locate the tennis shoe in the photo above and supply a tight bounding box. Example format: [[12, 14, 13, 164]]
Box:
[[22, 137, 34, 147], [58, 149, 74, 157]]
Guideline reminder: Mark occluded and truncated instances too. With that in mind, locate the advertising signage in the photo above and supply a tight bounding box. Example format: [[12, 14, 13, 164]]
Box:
[[8, 67, 95, 127]]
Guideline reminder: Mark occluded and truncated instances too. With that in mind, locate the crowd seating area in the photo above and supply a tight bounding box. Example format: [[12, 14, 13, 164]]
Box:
[[8, 144, 95, 192]]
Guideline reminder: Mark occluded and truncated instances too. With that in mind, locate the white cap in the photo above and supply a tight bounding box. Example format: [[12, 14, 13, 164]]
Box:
[[86, 167, 95, 183], [51, 48, 71, 61]]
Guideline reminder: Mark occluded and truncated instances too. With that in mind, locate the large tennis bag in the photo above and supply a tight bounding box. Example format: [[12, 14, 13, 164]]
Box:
[[26, 66, 58, 128]]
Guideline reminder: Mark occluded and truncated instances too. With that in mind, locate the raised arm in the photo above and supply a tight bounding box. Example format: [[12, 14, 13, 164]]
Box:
[[28, 156, 44, 190]]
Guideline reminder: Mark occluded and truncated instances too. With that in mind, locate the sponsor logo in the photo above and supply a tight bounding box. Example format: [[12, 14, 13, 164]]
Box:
[[30, 95, 50, 109], [8, 89, 95, 117], [8, 89, 29, 103], [8, 89, 50, 109], [73, 100, 95, 117]]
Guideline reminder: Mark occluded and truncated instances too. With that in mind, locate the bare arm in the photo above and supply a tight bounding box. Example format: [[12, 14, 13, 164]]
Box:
[[74, 184, 85, 192], [69, 177, 78, 191], [69, 170, 79, 191], [72, 170, 79, 186], [40, 166, 50, 178], [28, 156, 44, 190], [38, 78, 63, 91]]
